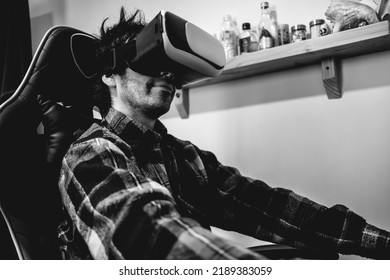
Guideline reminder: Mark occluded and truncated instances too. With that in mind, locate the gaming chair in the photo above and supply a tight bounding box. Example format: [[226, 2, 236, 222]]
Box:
[[0, 26, 97, 259]]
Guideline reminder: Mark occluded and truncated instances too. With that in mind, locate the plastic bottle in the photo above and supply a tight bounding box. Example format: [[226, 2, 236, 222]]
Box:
[[270, 9, 279, 46], [232, 18, 241, 54], [257, 2, 274, 50], [278, 23, 290, 45], [239, 22, 259, 53], [220, 15, 239, 59]]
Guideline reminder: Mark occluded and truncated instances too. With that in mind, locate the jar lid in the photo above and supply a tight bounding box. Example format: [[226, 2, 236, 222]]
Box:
[[309, 19, 325, 27], [261, 2, 269, 8], [291, 24, 306, 31], [242, 22, 251, 30], [278, 23, 289, 29], [223, 15, 232, 20]]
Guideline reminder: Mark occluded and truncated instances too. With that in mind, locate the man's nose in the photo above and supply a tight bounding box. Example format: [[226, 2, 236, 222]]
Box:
[[160, 71, 175, 82]]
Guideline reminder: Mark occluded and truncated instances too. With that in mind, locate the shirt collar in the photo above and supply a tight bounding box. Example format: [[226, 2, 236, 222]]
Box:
[[103, 107, 168, 147]]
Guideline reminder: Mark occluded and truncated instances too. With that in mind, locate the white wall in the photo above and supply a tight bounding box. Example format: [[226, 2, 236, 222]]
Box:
[[163, 52, 390, 260], [30, 0, 331, 37], [166, 53, 390, 224], [29, 0, 390, 259]]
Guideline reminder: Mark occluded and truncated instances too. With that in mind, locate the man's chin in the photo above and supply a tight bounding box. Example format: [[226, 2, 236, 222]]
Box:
[[145, 104, 171, 120]]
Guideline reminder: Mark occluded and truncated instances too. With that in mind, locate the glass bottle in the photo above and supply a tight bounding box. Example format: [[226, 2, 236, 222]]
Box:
[[257, 2, 274, 50]]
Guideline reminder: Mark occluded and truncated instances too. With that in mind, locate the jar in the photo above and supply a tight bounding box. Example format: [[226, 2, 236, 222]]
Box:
[[278, 24, 290, 45], [291, 24, 307, 43], [309, 19, 330, 38]]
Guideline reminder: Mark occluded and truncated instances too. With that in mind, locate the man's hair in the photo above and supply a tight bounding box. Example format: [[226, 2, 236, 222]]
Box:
[[93, 7, 146, 116]]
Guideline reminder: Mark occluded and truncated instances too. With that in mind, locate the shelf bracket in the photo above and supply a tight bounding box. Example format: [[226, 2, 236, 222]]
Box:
[[321, 57, 342, 99], [174, 87, 189, 119]]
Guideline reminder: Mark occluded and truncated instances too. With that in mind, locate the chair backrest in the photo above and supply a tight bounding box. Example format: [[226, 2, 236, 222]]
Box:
[[0, 26, 97, 259]]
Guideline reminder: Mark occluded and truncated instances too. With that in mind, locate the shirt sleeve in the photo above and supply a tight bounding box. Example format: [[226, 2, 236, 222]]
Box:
[[196, 147, 390, 259], [59, 137, 262, 260]]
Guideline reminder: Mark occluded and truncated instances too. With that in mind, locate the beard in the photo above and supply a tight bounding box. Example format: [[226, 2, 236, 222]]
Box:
[[143, 102, 172, 119], [121, 78, 174, 120]]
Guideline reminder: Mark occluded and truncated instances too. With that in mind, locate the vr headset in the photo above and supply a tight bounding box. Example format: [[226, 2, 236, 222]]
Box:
[[105, 10, 226, 88]]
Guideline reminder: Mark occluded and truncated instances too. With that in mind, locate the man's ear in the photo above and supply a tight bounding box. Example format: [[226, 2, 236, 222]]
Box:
[[101, 74, 116, 87]]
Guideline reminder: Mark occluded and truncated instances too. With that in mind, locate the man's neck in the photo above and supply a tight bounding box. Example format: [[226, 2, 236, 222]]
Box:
[[131, 114, 156, 130], [112, 104, 156, 130]]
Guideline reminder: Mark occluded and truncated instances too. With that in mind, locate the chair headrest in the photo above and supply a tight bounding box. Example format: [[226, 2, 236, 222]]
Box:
[[20, 26, 97, 108]]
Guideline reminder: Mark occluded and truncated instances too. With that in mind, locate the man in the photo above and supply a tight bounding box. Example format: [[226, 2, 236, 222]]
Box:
[[57, 7, 390, 259]]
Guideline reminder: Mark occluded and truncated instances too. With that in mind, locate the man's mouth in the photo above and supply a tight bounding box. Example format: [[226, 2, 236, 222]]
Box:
[[153, 82, 174, 94]]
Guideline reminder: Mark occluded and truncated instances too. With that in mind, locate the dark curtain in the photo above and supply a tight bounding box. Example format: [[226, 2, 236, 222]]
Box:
[[0, 0, 32, 104]]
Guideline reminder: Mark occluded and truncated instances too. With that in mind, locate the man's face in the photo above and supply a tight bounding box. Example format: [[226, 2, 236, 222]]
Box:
[[116, 67, 176, 119]]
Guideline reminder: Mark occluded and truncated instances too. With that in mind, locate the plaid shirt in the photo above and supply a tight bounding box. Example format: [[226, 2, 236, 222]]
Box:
[[58, 107, 390, 259]]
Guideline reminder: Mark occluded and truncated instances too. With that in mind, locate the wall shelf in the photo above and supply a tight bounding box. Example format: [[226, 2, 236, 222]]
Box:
[[175, 21, 390, 118]]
